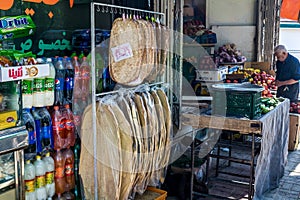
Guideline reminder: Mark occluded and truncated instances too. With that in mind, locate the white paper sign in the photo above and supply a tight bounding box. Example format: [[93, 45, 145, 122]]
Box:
[[111, 43, 133, 62], [0, 64, 50, 82]]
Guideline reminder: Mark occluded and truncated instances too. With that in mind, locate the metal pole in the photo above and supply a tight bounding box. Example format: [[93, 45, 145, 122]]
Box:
[[91, 2, 98, 200]]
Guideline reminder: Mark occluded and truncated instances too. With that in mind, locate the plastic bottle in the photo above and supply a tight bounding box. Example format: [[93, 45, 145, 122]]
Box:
[[64, 58, 74, 105], [80, 57, 90, 98], [54, 57, 65, 106], [72, 99, 82, 133], [43, 152, 55, 198], [34, 155, 47, 200], [23, 108, 37, 154], [39, 107, 53, 151], [72, 56, 81, 100], [31, 107, 43, 153], [54, 149, 66, 195], [25, 160, 36, 200], [63, 104, 75, 148], [22, 78, 33, 109], [45, 58, 56, 106], [33, 58, 46, 107], [64, 148, 75, 192], [52, 106, 66, 150]]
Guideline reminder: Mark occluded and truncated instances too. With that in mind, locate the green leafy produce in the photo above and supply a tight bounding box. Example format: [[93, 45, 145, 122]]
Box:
[[260, 97, 283, 114]]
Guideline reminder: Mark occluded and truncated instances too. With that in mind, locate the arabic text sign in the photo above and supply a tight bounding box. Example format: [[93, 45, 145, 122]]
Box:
[[0, 64, 49, 82], [18, 38, 72, 55], [0, 0, 74, 11]]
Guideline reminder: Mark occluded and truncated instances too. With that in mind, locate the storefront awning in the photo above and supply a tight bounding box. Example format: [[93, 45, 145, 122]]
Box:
[[280, 0, 300, 22]]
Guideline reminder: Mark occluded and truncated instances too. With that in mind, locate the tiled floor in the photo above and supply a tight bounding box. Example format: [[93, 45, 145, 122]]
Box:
[[167, 139, 300, 200]]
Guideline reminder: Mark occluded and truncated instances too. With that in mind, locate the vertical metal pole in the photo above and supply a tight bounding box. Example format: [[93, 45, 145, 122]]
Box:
[[249, 133, 255, 200], [90, 3, 98, 200], [190, 130, 195, 200], [14, 150, 24, 200]]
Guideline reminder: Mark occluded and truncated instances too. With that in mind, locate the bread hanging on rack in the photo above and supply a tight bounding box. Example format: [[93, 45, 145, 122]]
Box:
[[109, 18, 168, 86], [79, 88, 172, 199]]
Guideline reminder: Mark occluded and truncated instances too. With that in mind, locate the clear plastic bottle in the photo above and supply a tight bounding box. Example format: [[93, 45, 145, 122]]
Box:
[[64, 148, 75, 192], [54, 149, 66, 195], [72, 99, 82, 133], [34, 155, 47, 200], [39, 107, 54, 151], [54, 57, 65, 106], [63, 104, 75, 148], [43, 152, 55, 198], [45, 58, 56, 106], [31, 107, 43, 153], [22, 78, 33, 109], [52, 106, 66, 150], [64, 58, 74, 105], [25, 160, 36, 200], [80, 57, 90, 98], [23, 108, 37, 154], [33, 58, 46, 107], [72, 56, 81, 100]]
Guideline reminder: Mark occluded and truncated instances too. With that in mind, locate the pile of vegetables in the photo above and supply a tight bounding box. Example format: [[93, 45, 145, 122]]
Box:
[[260, 97, 283, 114], [218, 43, 247, 63]]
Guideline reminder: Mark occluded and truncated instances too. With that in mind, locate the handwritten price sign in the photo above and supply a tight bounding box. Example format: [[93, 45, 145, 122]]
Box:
[[0, 0, 74, 11]]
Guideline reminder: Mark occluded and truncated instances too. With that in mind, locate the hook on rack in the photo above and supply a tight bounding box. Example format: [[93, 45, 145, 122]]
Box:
[[96, 5, 101, 12], [119, 8, 122, 15], [114, 7, 118, 14], [101, 6, 105, 13], [105, 6, 109, 13], [110, 7, 113, 14]]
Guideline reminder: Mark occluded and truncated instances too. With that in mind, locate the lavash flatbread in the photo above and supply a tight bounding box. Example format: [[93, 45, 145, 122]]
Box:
[[79, 105, 94, 199], [156, 89, 172, 183], [108, 99, 136, 200], [159, 25, 169, 76], [133, 93, 149, 194], [97, 102, 122, 200], [109, 18, 143, 85], [146, 22, 162, 82], [149, 90, 167, 185]]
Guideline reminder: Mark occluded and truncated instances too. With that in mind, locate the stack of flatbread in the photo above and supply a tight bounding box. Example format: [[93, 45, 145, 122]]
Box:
[[109, 18, 169, 86], [79, 88, 172, 200]]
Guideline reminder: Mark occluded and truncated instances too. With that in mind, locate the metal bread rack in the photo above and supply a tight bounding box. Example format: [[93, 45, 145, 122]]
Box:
[[90, 3, 166, 199]]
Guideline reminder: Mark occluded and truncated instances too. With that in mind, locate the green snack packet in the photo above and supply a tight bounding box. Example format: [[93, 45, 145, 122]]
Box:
[[0, 15, 36, 40]]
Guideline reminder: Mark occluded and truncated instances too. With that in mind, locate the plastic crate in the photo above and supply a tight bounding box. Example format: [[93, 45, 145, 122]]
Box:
[[211, 84, 263, 119], [135, 187, 167, 200]]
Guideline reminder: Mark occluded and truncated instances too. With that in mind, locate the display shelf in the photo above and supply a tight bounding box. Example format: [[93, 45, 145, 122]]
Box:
[[182, 95, 213, 101], [0, 126, 28, 154], [183, 43, 216, 47]]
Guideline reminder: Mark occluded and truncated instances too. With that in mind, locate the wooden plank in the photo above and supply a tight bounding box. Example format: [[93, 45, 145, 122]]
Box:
[[182, 114, 262, 134], [289, 113, 300, 151]]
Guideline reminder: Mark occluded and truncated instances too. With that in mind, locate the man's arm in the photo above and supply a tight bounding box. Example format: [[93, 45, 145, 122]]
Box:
[[276, 79, 298, 87]]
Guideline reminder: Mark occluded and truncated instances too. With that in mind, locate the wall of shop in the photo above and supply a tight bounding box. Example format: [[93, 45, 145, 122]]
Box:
[[206, 0, 257, 61], [279, 24, 300, 60]]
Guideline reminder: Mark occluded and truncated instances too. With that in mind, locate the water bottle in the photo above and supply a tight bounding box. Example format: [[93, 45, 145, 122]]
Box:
[[43, 152, 55, 198], [22, 78, 33, 109], [34, 155, 47, 200], [25, 160, 36, 200], [23, 108, 37, 154], [45, 58, 56, 106], [31, 107, 43, 153], [33, 58, 46, 107], [64, 57, 74, 105], [54, 57, 65, 106]]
